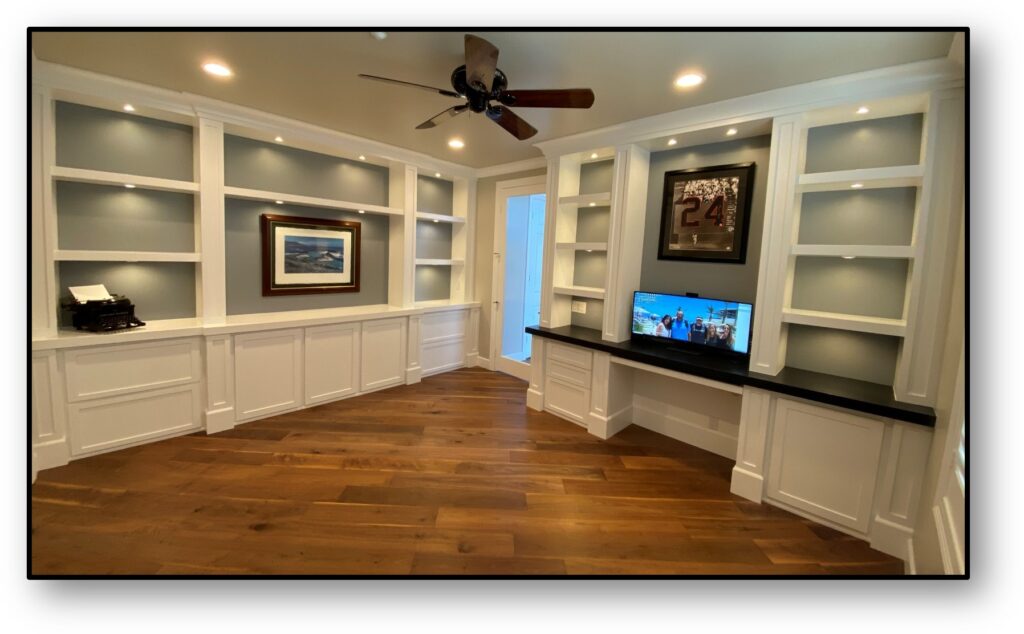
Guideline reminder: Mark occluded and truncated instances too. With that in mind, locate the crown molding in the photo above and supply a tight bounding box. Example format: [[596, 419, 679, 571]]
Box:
[[473, 156, 548, 179]]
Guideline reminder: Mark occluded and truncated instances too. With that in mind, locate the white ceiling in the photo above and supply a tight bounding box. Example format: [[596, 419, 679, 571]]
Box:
[[31, 30, 955, 168]]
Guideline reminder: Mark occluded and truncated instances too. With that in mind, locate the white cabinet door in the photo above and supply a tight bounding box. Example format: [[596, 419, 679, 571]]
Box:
[[305, 322, 360, 405], [360, 318, 407, 393], [234, 329, 303, 422], [766, 398, 885, 533], [421, 310, 467, 377], [68, 384, 201, 456]]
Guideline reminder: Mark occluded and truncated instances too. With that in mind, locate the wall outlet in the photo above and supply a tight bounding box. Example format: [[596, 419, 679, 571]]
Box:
[[571, 300, 587, 314]]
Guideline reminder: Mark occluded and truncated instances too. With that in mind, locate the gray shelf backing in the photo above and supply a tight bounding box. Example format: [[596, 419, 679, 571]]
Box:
[[570, 298, 604, 330], [804, 113, 923, 174], [579, 159, 614, 195], [224, 198, 389, 315], [575, 205, 610, 243], [224, 134, 388, 205], [56, 181, 195, 252], [640, 135, 772, 303], [786, 324, 899, 386], [55, 101, 194, 182], [416, 175, 455, 215], [572, 251, 607, 288], [791, 256, 908, 320], [799, 188, 917, 246], [58, 261, 196, 324], [415, 265, 452, 302], [415, 220, 453, 260]]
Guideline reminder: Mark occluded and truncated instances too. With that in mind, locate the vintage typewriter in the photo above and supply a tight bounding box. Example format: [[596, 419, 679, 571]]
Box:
[[64, 295, 146, 332]]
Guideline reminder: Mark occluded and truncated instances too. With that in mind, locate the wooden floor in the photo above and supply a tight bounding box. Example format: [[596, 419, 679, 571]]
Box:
[[31, 368, 903, 576]]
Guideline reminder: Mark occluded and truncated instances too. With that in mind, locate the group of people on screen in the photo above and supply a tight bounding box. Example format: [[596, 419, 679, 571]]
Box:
[[650, 308, 735, 349]]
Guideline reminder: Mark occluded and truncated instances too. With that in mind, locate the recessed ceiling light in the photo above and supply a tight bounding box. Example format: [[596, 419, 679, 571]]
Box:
[[850, 183, 864, 189], [842, 255, 856, 260], [123, 184, 136, 189], [674, 73, 705, 88], [275, 200, 283, 205], [586, 249, 593, 253], [122, 104, 135, 112], [202, 62, 233, 78], [435, 172, 442, 178], [589, 202, 596, 207], [370, 32, 388, 41], [274, 136, 284, 143], [667, 138, 677, 146], [448, 138, 465, 149], [358, 155, 366, 161], [856, 106, 870, 115], [358, 209, 366, 214], [433, 219, 439, 223], [726, 128, 738, 136], [590, 153, 598, 159]]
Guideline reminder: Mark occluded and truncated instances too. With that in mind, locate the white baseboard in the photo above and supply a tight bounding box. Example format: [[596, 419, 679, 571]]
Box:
[[475, 356, 493, 370], [869, 515, 915, 561], [631, 403, 738, 460], [526, 387, 543, 411], [465, 352, 479, 368], [204, 407, 236, 434], [588, 405, 632, 440], [405, 366, 423, 385], [730, 466, 764, 503], [33, 439, 70, 473]]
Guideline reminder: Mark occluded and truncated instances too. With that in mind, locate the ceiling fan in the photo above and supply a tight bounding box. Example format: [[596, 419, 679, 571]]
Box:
[[358, 34, 595, 141]]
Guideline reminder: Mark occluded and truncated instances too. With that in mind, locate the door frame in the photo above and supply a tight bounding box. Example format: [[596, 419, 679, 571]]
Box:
[[490, 175, 548, 381]]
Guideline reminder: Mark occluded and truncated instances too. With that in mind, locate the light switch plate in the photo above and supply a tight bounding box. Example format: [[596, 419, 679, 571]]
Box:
[[571, 300, 587, 314]]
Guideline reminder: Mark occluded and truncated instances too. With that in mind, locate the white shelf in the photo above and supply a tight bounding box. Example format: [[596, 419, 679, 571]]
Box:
[[790, 244, 915, 259], [224, 186, 402, 216], [54, 250, 201, 263], [555, 242, 608, 252], [797, 165, 924, 192], [782, 308, 907, 337], [416, 211, 466, 224], [553, 285, 605, 300], [557, 192, 612, 207], [415, 258, 465, 266], [51, 166, 199, 194]]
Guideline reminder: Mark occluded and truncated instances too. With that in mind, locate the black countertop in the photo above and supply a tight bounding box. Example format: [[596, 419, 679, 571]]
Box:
[[526, 325, 936, 427]]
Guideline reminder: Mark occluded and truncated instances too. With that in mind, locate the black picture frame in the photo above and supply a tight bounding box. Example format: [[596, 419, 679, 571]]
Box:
[[656, 162, 756, 264]]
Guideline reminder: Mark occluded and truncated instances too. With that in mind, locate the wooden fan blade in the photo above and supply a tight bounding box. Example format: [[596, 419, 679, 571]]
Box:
[[416, 105, 470, 130], [358, 74, 463, 99], [498, 89, 595, 108], [486, 106, 538, 140], [465, 34, 499, 92]]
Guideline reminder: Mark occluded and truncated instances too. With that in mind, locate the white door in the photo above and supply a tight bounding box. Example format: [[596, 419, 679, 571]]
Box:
[[492, 176, 547, 381]]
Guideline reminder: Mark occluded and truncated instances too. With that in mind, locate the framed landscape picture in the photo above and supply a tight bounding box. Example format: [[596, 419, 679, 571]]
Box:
[[260, 214, 361, 296], [657, 162, 755, 263]]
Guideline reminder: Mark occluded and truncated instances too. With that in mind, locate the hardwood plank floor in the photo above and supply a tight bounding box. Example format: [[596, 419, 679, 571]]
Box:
[[30, 367, 903, 576]]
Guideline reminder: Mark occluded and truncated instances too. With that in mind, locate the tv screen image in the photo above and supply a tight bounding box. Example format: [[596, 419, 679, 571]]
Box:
[[631, 291, 753, 355]]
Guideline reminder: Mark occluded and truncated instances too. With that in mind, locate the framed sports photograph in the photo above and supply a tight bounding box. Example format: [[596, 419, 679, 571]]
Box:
[[260, 214, 361, 296], [657, 162, 755, 263]]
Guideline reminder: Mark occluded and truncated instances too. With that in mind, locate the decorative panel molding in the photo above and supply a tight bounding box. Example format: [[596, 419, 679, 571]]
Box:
[[234, 328, 303, 421], [305, 322, 360, 405], [64, 338, 201, 403], [68, 383, 201, 455], [203, 334, 235, 433], [360, 318, 407, 392]]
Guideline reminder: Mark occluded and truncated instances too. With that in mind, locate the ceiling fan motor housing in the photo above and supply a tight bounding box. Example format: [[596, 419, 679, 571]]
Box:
[[451, 65, 508, 112]]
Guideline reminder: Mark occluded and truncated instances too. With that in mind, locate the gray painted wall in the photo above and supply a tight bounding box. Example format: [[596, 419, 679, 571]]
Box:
[[224, 135, 388, 204], [579, 160, 614, 195], [799, 188, 917, 245], [55, 101, 193, 181], [415, 266, 452, 302], [572, 251, 607, 288], [417, 175, 454, 215], [415, 221, 453, 260], [570, 298, 604, 330], [57, 181, 195, 252], [58, 262, 196, 324], [575, 206, 610, 243], [786, 325, 899, 386], [224, 198, 389, 314], [639, 135, 771, 304], [804, 114, 923, 173], [791, 257, 908, 319]]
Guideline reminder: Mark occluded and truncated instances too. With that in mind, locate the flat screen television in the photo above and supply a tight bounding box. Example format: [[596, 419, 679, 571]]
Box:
[[631, 291, 753, 356]]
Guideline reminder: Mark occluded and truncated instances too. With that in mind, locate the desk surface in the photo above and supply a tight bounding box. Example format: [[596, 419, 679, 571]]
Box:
[[526, 325, 936, 427]]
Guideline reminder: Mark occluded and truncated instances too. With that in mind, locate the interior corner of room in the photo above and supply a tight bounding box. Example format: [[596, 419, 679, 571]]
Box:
[[28, 30, 966, 577]]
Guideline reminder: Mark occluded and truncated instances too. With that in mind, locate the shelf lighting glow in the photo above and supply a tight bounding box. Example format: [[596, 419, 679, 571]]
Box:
[[275, 200, 283, 205], [850, 183, 864, 189], [123, 184, 136, 189], [674, 72, 705, 88], [726, 128, 738, 136], [274, 136, 284, 143], [856, 106, 870, 114], [435, 172, 441, 178], [589, 202, 596, 207], [448, 138, 465, 149], [590, 153, 598, 159], [667, 138, 677, 146], [202, 62, 234, 77], [433, 219, 439, 223], [358, 155, 366, 161], [123, 104, 135, 112], [842, 255, 856, 260], [358, 210, 365, 214]]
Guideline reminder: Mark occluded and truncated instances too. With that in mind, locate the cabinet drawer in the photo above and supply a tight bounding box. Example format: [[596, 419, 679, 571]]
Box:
[[548, 341, 593, 370], [547, 359, 591, 389], [544, 376, 589, 426], [68, 383, 201, 456], [64, 338, 201, 403]]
